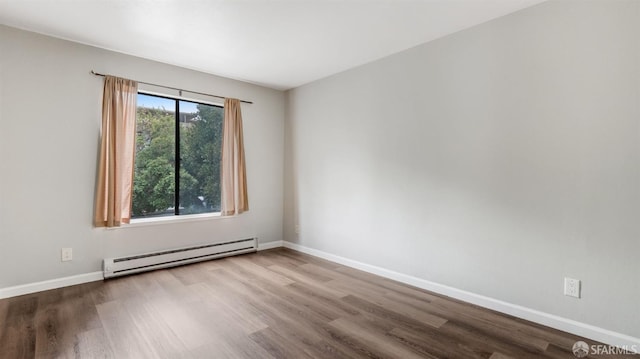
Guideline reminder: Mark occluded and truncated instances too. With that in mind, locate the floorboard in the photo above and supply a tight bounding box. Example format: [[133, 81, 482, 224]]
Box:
[[0, 248, 632, 358]]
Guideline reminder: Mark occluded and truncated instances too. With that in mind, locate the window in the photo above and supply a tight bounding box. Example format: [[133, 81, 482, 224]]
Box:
[[132, 93, 223, 218]]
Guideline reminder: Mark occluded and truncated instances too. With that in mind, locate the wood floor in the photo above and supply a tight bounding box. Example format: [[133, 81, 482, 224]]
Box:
[[0, 248, 629, 358]]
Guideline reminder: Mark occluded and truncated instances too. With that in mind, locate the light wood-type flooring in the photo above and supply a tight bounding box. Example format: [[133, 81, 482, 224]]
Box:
[[0, 248, 631, 358]]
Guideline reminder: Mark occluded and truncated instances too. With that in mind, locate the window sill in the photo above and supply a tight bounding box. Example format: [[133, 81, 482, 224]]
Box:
[[109, 212, 228, 229]]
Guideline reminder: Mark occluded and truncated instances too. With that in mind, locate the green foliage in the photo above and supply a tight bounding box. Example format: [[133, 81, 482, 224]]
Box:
[[132, 103, 223, 217]]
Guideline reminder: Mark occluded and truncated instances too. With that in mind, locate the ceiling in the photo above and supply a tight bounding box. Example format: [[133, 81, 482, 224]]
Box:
[[0, 0, 545, 90]]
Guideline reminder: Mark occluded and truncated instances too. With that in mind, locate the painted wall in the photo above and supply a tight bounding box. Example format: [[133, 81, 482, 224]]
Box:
[[0, 25, 285, 288], [285, 0, 639, 338]]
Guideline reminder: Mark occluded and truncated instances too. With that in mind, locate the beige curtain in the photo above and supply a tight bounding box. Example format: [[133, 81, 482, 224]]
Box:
[[221, 98, 249, 216], [94, 76, 138, 227]]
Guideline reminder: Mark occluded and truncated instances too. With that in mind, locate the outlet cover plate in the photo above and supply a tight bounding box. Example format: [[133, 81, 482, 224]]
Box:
[[564, 277, 580, 298], [61, 248, 73, 262]]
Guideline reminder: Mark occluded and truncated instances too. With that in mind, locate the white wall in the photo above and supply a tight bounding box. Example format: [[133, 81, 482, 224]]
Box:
[[0, 25, 285, 288], [285, 0, 639, 339]]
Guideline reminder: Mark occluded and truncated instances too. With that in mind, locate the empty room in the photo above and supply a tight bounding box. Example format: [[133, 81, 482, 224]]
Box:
[[0, 0, 638, 358]]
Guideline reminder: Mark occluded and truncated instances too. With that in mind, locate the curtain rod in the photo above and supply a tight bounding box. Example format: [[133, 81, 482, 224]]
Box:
[[90, 70, 253, 104]]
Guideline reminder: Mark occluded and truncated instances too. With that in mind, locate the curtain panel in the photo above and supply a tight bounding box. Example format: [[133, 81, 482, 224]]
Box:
[[221, 98, 249, 216], [94, 76, 138, 227]]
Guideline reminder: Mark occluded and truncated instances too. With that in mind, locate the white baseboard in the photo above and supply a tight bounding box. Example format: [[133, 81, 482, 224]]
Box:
[[0, 271, 103, 300], [283, 241, 640, 351], [3, 241, 637, 352], [258, 240, 283, 251]]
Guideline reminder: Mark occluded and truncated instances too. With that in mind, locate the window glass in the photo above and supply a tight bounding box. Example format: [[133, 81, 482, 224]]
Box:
[[132, 93, 222, 218], [179, 100, 223, 214]]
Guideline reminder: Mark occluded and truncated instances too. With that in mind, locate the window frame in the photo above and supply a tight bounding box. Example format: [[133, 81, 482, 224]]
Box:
[[130, 90, 224, 223]]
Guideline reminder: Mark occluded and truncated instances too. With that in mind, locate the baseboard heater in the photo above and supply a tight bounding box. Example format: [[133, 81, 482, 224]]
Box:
[[103, 238, 257, 278]]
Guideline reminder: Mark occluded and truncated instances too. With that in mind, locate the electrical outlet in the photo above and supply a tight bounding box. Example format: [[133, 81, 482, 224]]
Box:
[[295, 225, 300, 234], [564, 277, 580, 298], [61, 248, 73, 262]]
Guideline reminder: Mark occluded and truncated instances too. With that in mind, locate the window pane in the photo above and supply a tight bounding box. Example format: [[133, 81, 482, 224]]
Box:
[[132, 94, 176, 218], [179, 100, 223, 214]]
